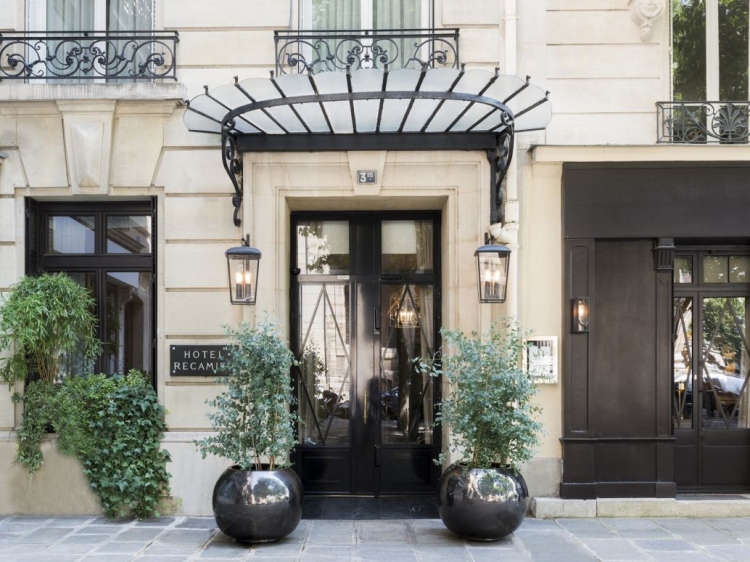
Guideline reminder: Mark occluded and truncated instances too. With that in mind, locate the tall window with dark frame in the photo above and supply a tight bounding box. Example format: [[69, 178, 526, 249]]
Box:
[[27, 200, 156, 383]]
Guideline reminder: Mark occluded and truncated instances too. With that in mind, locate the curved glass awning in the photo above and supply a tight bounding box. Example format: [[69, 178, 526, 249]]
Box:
[[182, 67, 552, 226], [184, 67, 550, 137]]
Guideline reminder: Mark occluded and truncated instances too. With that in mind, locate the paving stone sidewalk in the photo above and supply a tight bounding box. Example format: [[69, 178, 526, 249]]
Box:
[[2, 515, 750, 561]]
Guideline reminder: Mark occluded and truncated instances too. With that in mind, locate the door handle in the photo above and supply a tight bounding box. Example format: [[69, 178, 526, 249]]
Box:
[[363, 389, 368, 425], [374, 307, 380, 333]]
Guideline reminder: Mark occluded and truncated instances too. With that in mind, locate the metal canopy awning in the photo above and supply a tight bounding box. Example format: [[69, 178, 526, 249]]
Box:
[[183, 67, 552, 226]]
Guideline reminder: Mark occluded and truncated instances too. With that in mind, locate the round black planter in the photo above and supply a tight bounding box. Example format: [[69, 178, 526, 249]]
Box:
[[212, 466, 302, 544], [437, 464, 529, 541]]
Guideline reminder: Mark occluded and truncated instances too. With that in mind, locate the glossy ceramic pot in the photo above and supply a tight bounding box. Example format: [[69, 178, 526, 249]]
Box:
[[212, 466, 302, 543], [437, 464, 529, 541]]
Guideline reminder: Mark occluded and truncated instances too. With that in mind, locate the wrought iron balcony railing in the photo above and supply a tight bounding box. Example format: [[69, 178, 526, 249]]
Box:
[[0, 30, 178, 81], [657, 101, 749, 144], [275, 28, 459, 75]]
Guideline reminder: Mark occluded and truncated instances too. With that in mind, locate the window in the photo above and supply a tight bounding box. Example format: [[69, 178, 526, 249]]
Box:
[[301, 0, 431, 30], [29, 0, 154, 32], [672, 0, 749, 100], [27, 0, 155, 82], [28, 201, 156, 382]]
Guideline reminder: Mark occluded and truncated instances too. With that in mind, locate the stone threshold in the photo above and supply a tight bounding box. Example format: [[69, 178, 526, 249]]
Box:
[[532, 495, 750, 519]]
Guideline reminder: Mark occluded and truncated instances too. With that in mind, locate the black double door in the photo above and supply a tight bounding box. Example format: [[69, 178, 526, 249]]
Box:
[[673, 252, 750, 490], [291, 213, 441, 495]]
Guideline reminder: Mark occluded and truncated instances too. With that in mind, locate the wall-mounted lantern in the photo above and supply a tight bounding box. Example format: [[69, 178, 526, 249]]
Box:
[[572, 297, 589, 333], [226, 236, 261, 305], [475, 242, 511, 303]]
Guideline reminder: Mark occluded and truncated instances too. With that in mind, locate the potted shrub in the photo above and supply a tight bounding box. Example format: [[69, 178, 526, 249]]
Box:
[[196, 319, 301, 544], [421, 319, 542, 541]]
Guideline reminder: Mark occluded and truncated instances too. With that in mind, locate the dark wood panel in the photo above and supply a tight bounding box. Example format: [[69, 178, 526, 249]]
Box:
[[595, 443, 656, 481], [378, 447, 436, 494], [565, 240, 594, 434], [563, 163, 750, 240], [701, 446, 750, 486], [299, 448, 352, 493], [592, 240, 656, 437]]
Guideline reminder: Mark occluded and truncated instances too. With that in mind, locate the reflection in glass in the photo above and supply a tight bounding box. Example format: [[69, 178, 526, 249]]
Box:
[[673, 297, 694, 429], [105, 272, 152, 375], [380, 284, 434, 445], [704, 256, 728, 283], [296, 283, 351, 446], [106, 216, 152, 254], [297, 221, 349, 274], [701, 297, 750, 430], [48, 216, 95, 254], [58, 272, 97, 380], [673, 0, 707, 101], [730, 256, 750, 283], [674, 256, 693, 284], [382, 220, 433, 273], [718, 0, 749, 101]]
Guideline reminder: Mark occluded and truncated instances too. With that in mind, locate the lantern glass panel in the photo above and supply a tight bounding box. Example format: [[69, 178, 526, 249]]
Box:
[[476, 251, 508, 302], [227, 254, 260, 304]]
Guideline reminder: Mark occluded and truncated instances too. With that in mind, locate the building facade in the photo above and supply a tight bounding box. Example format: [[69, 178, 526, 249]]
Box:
[[1, 0, 749, 515]]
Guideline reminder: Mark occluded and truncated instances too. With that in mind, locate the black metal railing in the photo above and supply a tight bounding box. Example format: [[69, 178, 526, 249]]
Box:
[[275, 28, 459, 75], [657, 101, 749, 144], [0, 30, 178, 81]]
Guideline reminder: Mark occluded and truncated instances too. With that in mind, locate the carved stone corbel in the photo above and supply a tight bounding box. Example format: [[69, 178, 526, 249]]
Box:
[[629, 0, 666, 42]]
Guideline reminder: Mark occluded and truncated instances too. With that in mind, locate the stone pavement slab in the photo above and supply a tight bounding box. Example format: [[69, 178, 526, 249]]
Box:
[[1, 515, 750, 560]]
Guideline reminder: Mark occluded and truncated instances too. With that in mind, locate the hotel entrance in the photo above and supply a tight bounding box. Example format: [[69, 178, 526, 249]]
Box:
[[290, 212, 441, 495]]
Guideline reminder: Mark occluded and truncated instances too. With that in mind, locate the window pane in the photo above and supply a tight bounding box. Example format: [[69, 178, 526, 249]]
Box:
[[297, 221, 350, 274], [105, 272, 152, 375], [311, 0, 360, 29], [719, 0, 749, 100], [106, 216, 152, 254], [730, 255, 750, 282], [674, 255, 693, 283], [58, 271, 97, 380], [382, 220, 433, 273], [673, 0, 707, 100], [47, 0, 95, 31], [48, 216, 95, 254], [704, 255, 728, 283]]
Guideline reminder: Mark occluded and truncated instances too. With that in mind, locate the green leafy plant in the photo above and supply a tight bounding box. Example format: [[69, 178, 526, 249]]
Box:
[[14, 371, 171, 519], [418, 319, 542, 472], [12, 380, 58, 475], [196, 319, 297, 471], [0, 273, 101, 385]]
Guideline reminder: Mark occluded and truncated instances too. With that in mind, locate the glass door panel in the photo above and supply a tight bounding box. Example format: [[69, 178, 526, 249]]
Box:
[[296, 283, 351, 446], [58, 271, 97, 380], [380, 284, 435, 445], [701, 297, 750, 430], [674, 297, 695, 429]]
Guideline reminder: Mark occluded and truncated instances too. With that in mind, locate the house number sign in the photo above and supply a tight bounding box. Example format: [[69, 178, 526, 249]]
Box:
[[357, 170, 377, 184], [170, 345, 229, 376]]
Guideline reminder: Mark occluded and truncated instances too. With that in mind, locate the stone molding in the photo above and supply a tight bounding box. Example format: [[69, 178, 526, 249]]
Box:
[[629, 0, 666, 42]]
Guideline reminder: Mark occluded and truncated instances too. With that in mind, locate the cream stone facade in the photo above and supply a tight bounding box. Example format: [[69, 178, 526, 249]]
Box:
[[3, 0, 746, 514]]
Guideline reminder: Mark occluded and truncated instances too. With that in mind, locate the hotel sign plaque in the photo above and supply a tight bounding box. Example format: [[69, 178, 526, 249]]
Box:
[[170, 345, 229, 376]]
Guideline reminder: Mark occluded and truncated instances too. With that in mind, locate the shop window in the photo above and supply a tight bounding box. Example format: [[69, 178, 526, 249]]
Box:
[[27, 201, 156, 382], [672, 0, 749, 100]]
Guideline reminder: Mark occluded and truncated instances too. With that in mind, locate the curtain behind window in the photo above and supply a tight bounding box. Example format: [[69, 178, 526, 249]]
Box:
[[108, 0, 152, 31], [312, 0, 361, 29], [374, 0, 422, 29], [47, 0, 95, 31]]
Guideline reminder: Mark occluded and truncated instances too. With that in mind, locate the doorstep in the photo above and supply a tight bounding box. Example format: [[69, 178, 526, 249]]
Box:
[[531, 494, 750, 519]]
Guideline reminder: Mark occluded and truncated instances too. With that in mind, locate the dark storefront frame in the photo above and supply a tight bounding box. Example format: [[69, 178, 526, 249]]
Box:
[[562, 162, 750, 498]]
